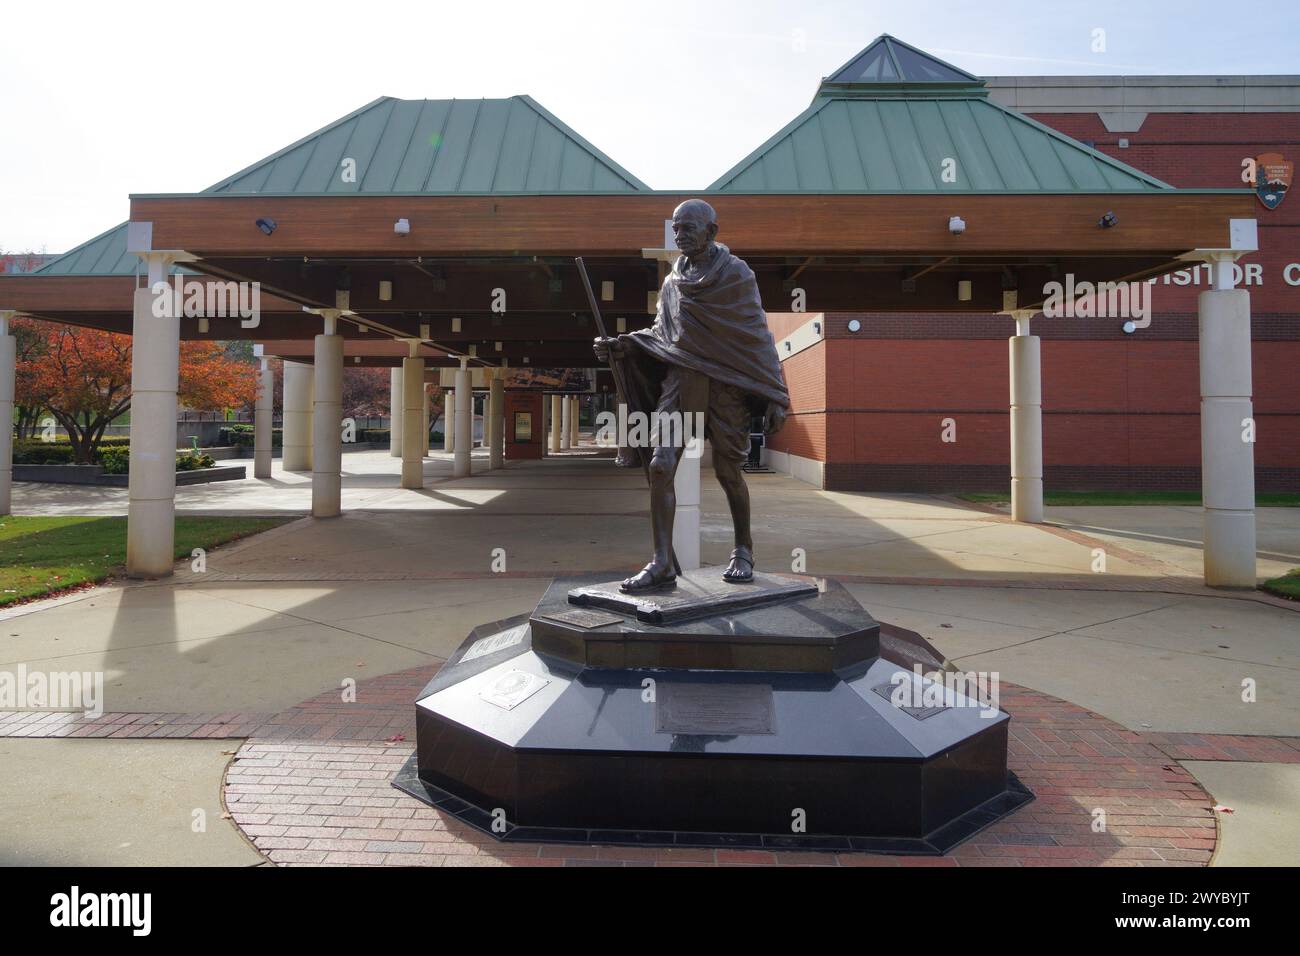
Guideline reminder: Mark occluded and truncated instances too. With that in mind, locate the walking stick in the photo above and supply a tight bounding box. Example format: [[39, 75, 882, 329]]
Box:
[[575, 257, 681, 578]]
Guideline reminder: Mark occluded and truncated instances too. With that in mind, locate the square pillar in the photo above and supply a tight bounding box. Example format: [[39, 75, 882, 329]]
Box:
[[282, 361, 314, 471], [401, 355, 425, 489], [0, 311, 15, 516], [489, 372, 505, 469], [673, 436, 702, 571], [444, 389, 455, 453], [253, 357, 273, 479], [549, 394, 561, 454], [312, 326, 344, 517], [389, 366, 404, 458], [422, 384, 431, 457], [1199, 282, 1256, 587], [454, 365, 472, 478], [127, 278, 180, 577], [1009, 313, 1043, 523]]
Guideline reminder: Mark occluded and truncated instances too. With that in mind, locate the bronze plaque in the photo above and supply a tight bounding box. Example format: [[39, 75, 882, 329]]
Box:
[[479, 669, 549, 710], [656, 683, 775, 735], [537, 608, 624, 630], [871, 681, 950, 721], [460, 624, 528, 663]]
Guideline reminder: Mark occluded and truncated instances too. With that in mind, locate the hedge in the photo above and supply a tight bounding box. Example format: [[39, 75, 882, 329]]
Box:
[[11, 437, 131, 464], [97, 447, 215, 475], [218, 425, 283, 448]]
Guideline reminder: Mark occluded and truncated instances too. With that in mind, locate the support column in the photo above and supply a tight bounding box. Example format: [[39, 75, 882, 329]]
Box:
[[1199, 255, 1256, 587], [1008, 311, 1043, 523], [673, 436, 702, 571], [454, 362, 471, 478], [569, 395, 580, 447], [312, 312, 344, 518], [560, 395, 571, 450], [444, 389, 455, 453], [489, 371, 505, 469], [282, 361, 313, 472], [422, 384, 431, 456], [127, 255, 180, 577], [0, 311, 15, 516], [253, 356, 273, 479], [401, 343, 425, 489], [389, 366, 404, 458], [549, 395, 561, 454]]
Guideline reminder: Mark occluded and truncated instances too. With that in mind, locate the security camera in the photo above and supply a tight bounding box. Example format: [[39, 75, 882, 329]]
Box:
[[948, 216, 966, 235], [394, 218, 411, 236]]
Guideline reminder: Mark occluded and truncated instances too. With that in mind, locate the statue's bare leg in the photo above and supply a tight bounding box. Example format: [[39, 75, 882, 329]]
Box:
[[621, 444, 682, 591], [715, 456, 755, 582]]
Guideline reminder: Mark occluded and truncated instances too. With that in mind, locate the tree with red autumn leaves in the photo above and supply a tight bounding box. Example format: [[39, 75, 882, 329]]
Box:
[[8, 316, 47, 439], [15, 322, 259, 463]]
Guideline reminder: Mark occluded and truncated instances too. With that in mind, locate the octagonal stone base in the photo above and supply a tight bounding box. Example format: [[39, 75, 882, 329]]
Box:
[[394, 571, 1031, 854]]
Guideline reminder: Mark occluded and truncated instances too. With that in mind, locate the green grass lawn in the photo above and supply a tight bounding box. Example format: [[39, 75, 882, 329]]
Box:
[[1262, 569, 1300, 601], [959, 491, 1300, 507], [0, 515, 291, 607]]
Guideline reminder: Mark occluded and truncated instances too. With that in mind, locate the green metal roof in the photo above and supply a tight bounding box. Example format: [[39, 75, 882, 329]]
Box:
[[34, 94, 652, 276], [203, 95, 650, 195], [32, 222, 193, 276], [708, 37, 1171, 193]]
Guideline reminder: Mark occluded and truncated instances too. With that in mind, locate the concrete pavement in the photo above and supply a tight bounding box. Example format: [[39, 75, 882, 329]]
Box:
[[3, 447, 1297, 865]]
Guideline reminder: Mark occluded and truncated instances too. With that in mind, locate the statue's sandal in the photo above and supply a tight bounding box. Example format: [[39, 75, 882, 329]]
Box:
[[620, 563, 678, 593], [723, 547, 755, 583]]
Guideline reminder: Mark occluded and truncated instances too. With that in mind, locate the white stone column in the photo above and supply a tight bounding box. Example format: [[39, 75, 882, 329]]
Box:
[[389, 366, 403, 458], [312, 312, 344, 517], [1199, 255, 1256, 587], [282, 361, 314, 472], [560, 395, 571, 450], [1009, 311, 1043, 523], [454, 362, 472, 478], [401, 343, 425, 490], [549, 394, 561, 454], [127, 255, 180, 577], [489, 371, 505, 469], [444, 389, 455, 453], [673, 436, 702, 571], [422, 383, 431, 456], [0, 311, 15, 516], [569, 395, 580, 447], [253, 356, 273, 479]]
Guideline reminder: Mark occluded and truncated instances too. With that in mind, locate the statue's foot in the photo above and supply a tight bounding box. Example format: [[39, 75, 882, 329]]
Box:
[[620, 560, 677, 593], [613, 453, 639, 468], [722, 546, 754, 583]]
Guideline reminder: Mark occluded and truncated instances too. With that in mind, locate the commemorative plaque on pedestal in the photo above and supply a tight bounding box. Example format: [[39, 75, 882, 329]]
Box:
[[393, 569, 1031, 854]]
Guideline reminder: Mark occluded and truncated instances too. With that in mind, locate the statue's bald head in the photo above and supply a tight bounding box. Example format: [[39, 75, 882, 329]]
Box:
[[671, 199, 719, 258], [673, 199, 717, 226]]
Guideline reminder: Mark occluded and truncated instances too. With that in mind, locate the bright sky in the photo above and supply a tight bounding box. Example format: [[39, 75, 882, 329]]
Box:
[[3, 0, 1297, 253]]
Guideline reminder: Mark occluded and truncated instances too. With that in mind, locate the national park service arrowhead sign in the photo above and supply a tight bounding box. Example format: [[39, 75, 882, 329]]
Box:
[[1255, 152, 1293, 210]]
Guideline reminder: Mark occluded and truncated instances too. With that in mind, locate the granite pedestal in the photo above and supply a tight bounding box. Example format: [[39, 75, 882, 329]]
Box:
[[394, 569, 1030, 854]]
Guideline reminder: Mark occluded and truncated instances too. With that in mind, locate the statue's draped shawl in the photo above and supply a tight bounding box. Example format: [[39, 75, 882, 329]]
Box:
[[623, 243, 789, 409]]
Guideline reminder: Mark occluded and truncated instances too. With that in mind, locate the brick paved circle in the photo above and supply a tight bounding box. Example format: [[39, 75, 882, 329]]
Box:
[[222, 664, 1227, 867]]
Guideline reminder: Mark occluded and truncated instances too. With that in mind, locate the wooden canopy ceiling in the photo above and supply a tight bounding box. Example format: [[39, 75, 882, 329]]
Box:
[[2, 189, 1256, 369]]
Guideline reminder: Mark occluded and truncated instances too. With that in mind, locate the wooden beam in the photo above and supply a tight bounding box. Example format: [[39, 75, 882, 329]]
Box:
[[130, 192, 1255, 259]]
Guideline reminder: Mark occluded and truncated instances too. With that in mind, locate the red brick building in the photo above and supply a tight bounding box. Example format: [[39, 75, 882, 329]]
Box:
[[762, 74, 1299, 493]]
